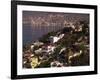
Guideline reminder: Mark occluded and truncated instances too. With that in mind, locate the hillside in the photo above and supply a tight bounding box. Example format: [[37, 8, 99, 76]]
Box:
[[23, 21, 89, 68]]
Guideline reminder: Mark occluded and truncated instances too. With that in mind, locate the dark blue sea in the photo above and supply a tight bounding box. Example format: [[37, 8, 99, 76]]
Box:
[[23, 24, 62, 45]]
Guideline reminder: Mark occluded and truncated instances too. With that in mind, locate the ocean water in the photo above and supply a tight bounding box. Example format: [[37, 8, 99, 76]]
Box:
[[23, 24, 62, 45]]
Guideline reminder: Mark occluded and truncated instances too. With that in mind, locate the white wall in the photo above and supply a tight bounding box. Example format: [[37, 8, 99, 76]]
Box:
[[0, 0, 99, 80]]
